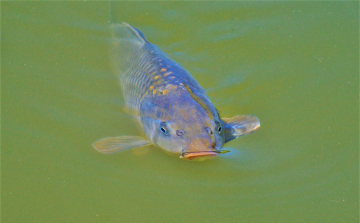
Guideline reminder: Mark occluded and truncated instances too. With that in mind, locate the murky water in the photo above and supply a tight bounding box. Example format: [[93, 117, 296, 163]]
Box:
[[2, 2, 358, 222]]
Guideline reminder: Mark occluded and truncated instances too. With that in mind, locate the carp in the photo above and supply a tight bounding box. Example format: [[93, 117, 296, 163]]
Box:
[[93, 23, 260, 160]]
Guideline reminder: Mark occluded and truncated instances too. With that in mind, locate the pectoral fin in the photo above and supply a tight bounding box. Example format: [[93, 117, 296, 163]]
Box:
[[92, 136, 152, 154], [222, 115, 260, 143]]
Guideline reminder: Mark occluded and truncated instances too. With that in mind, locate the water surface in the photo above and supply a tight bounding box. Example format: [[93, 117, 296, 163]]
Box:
[[2, 2, 358, 222]]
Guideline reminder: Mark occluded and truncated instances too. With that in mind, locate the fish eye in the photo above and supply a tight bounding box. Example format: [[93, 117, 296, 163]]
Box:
[[176, 130, 183, 136], [160, 123, 168, 135], [205, 127, 213, 135]]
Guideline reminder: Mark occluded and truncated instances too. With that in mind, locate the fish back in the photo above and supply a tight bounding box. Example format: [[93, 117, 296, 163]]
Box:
[[110, 23, 212, 117]]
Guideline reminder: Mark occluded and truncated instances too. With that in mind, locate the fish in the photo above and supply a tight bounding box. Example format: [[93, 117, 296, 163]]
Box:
[[92, 22, 260, 160]]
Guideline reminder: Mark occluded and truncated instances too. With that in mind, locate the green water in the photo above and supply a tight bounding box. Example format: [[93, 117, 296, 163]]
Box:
[[2, 2, 358, 222]]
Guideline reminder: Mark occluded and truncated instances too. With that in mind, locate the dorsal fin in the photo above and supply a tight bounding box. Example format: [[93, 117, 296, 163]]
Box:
[[111, 22, 148, 44], [122, 22, 148, 43]]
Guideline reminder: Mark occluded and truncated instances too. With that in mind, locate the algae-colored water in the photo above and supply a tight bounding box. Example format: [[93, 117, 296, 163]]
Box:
[[2, 2, 358, 222]]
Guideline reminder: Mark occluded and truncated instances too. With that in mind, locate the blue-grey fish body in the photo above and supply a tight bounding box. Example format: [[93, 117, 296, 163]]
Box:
[[93, 23, 260, 160]]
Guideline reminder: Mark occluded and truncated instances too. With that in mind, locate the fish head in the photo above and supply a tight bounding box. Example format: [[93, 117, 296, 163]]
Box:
[[140, 89, 225, 160]]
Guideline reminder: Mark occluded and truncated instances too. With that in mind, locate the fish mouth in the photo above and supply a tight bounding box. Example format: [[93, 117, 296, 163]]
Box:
[[180, 151, 218, 160]]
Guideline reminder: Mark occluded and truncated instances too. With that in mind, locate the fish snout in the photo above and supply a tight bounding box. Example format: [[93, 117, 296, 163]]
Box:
[[180, 137, 217, 160]]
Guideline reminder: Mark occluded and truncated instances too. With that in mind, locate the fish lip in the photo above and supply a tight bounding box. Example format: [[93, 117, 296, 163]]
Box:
[[180, 151, 218, 159]]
